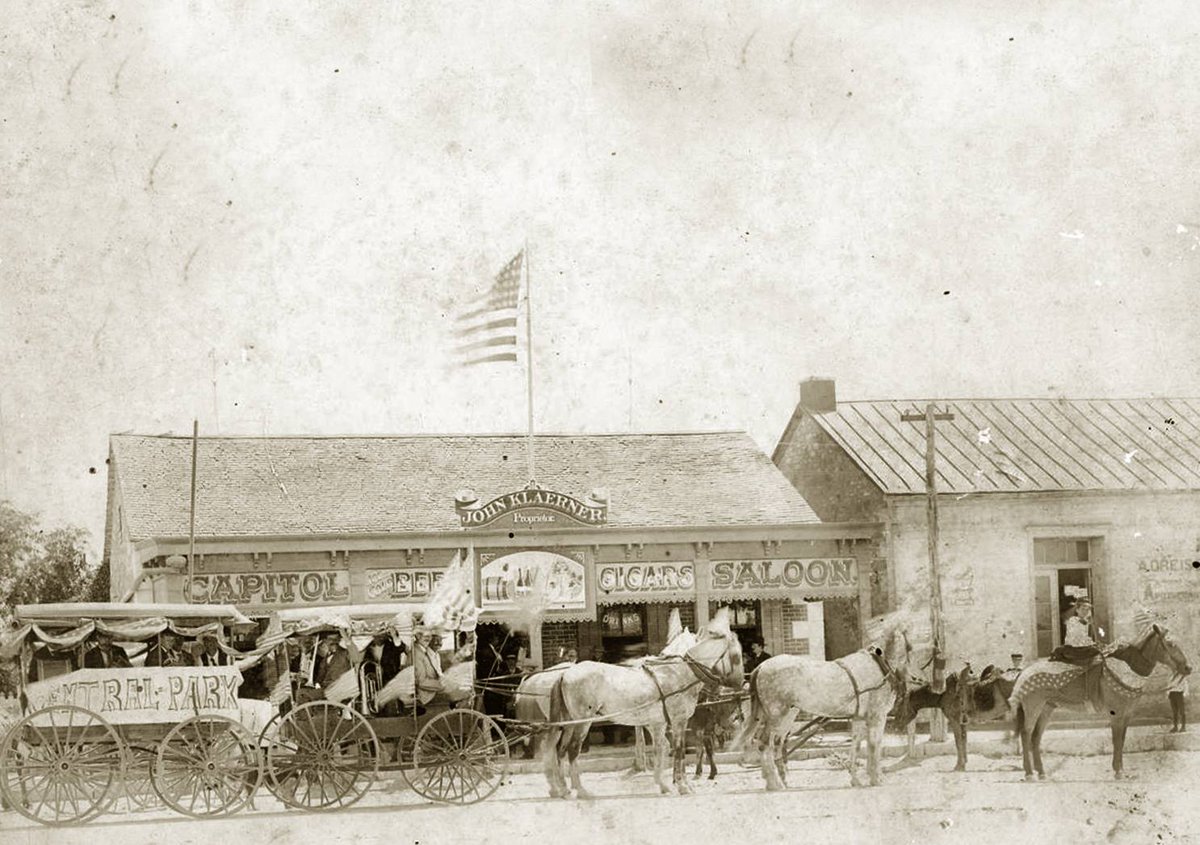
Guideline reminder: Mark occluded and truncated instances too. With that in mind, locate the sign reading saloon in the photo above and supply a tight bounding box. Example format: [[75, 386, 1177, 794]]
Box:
[[710, 558, 858, 596], [598, 562, 694, 600], [25, 667, 243, 726], [455, 488, 608, 529], [185, 571, 350, 606]]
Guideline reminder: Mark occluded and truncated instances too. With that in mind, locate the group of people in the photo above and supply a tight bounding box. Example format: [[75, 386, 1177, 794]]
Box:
[[28, 630, 231, 680]]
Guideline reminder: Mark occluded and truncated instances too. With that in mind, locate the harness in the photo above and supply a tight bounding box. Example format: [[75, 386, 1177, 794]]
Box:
[[637, 642, 732, 730], [835, 646, 906, 718]]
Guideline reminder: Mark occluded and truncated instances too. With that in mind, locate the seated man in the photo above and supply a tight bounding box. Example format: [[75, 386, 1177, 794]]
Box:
[[83, 632, 132, 669], [145, 632, 193, 667], [412, 628, 445, 711], [197, 633, 230, 667], [315, 633, 352, 689]]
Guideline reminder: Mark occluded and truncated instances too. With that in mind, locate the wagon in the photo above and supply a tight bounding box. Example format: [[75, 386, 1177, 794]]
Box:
[[243, 604, 510, 811], [0, 602, 261, 825]]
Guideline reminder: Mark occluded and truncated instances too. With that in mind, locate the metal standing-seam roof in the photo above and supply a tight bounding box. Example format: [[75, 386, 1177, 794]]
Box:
[[109, 431, 820, 540], [808, 398, 1200, 495]]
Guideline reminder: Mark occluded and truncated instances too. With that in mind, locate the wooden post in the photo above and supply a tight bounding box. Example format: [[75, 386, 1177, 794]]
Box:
[[188, 420, 199, 594], [901, 403, 954, 742]]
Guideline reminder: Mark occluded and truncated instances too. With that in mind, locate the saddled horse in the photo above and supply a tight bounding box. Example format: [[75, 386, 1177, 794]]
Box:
[[1010, 624, 1191, 780], [734, 612, 913, 789], [543, 611, 742, 797], [897, 664, 1018, 771]]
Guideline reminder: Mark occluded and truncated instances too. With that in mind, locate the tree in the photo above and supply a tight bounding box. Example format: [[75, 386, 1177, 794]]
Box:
[[0, 501, 96, 613]]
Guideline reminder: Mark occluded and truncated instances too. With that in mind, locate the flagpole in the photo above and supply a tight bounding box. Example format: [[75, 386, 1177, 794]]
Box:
[[524, 238, 535, 484]]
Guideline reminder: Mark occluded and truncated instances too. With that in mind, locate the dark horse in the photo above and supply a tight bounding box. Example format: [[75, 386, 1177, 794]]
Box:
[[685, 687, 742, 780], [1010, 624, 1191, 780], [897, 664, 1018, 771]]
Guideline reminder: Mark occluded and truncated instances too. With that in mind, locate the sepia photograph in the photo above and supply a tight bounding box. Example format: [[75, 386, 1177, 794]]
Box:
[[1, 3, 1197, 843]]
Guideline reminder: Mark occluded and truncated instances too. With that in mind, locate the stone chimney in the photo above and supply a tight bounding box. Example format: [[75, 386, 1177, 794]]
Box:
[[799, 377, 837, 414]]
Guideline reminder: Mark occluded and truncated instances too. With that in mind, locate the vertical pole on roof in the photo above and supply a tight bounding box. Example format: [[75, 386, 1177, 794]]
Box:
[[188, 419, 199, 598], [523, 237, 535, 484]]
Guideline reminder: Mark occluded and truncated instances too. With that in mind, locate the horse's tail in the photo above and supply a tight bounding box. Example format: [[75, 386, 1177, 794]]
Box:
[[548, 675, 571, 757], [730, 668, 760, 751], [1013, 702, 1025, 735]]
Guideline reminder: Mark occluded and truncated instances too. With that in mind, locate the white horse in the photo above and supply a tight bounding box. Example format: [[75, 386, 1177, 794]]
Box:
[[734, 612, 913, 789], [543, 609, 743, 798]]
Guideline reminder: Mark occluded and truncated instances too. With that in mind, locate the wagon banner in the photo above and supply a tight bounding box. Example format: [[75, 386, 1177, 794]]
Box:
[[24, 666, 243, 726]]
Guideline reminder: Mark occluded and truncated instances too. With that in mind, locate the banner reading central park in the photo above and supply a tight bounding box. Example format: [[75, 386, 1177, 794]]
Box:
[[25, 666, 243, 725]]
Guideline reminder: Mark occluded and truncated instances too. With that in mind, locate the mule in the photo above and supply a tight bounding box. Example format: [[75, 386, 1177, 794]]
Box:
[[898, 664, 1018, 771], [734, 612, 913, 789], [686, 686, 741, 780], [1010, 624, 1191, 781], [542, 611, 742, 798]]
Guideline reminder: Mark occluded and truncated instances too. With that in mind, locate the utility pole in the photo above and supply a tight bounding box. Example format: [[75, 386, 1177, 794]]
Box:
[[901, 403, 955, 739]]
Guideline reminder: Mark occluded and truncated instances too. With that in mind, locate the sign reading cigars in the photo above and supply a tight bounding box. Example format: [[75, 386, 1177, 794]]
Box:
[[598, 562, 694, 599], [186, 571, 350, 605], [25, 667, 243, 725], [455, 487, 608, 529]]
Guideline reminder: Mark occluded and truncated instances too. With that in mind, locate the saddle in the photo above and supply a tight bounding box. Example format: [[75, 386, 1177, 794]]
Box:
[[1048, 647, 1105, 711]]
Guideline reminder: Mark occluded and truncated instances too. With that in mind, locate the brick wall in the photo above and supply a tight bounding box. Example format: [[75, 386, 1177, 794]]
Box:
[[541, 621, 578, 666]]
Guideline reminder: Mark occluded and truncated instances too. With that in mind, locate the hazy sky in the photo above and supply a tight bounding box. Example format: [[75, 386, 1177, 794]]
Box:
[[3, 2, 1199, 554]]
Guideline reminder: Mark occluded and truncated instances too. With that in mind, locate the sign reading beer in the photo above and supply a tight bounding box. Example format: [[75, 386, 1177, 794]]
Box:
[[597, 562, 694, 599], [365, 568, 445, 601], [454, 487, 608, 529], [25, 667, 243, 726], [185, 571, 350, 606], [710, 558, 858, 596], [479, 550, 587, 611]]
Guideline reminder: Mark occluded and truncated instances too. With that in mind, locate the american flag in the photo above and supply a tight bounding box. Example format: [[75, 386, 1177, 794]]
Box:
[[453, 250, 524, 367]]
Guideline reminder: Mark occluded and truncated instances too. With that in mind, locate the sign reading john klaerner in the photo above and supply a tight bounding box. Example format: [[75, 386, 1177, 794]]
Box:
[[455, 487, 608, 529]]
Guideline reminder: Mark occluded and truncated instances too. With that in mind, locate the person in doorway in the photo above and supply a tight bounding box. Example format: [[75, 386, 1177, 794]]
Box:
[[83, 632, 132, 669], [1169, 674, 1189, 733], [744, 638, 772, 675]]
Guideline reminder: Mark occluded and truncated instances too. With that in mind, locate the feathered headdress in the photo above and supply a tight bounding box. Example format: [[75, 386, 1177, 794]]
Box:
[[706, 606, 732, 638]]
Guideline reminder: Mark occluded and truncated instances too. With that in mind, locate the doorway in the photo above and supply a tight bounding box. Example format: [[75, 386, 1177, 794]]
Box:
[[1033, 538, 1096, 657]]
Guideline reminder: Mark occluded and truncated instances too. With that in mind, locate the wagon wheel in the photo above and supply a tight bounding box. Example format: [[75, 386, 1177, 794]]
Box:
[[117, 743, 160, 811], [263, 701, 381, 811], [0, 705, 122, 826], [153, 715, 262, 818], [403, 709, 509, 804]]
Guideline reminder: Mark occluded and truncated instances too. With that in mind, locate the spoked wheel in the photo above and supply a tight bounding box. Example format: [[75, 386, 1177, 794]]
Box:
[[117, 743, 160, 811], [0, 705, 122, 826], [263, 701, 381, 811], [153, 715, 262, 817], [403, 709, 509, 804]]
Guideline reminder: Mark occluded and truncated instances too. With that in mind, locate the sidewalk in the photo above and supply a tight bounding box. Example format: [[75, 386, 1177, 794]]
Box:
[[499, 722, 1200, 774]]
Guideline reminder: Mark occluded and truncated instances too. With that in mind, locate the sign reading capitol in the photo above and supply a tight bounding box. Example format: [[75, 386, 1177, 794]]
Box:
[[454, 486, 608, 529]]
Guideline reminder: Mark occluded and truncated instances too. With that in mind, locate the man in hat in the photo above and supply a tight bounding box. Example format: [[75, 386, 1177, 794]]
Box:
[[412, 627, 445, 709], [198, 633, 230, 667], [145, 631, 193, 668], [315, 633, 351, 689], [83, 632, 132, 669]]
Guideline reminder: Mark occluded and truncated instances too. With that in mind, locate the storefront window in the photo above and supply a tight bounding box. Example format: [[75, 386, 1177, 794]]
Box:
[[601, 606, 644, 637], [1033, 537, 1098, 657]]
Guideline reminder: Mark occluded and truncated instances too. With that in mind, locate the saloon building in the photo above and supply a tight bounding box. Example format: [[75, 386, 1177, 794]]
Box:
[[104, 431, 885, 666], [774, 378, 1200, 676]]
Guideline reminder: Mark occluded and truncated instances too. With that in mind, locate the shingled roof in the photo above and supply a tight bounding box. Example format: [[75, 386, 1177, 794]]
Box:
[[110, 432, 819, 540], [796, 398, 1200, 495]]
